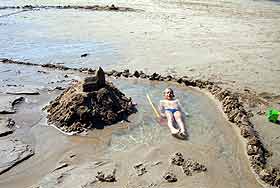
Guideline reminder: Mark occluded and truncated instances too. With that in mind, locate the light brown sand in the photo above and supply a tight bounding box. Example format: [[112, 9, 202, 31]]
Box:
[[0, 76, 262, 188], [2, 0, 279, 95], [15, 0, 279, 94], [0, 0, 280, 187]]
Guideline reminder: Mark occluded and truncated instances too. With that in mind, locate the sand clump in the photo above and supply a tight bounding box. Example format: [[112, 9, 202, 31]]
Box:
[[170, 152, 207, 176], [163, 172, 177, 183], [133, 163, 148, 176], [95, 169, 117, 182], [46, 67, 136, 133], [162, 152, 207, 183]]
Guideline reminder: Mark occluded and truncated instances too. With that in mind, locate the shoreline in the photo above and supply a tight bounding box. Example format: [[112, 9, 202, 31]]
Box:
[[0, 5, 142, 12], [0, 58, 278, 187]]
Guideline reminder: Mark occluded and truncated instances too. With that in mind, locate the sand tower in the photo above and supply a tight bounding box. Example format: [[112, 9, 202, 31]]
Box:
[[46, 67, 136, 133]]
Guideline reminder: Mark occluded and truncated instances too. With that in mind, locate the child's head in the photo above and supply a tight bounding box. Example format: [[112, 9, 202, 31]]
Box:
[[164, 88, 175, 100]]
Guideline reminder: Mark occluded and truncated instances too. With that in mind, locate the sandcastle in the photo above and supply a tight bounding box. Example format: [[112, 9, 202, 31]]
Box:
[[46, 67, 136, 133]]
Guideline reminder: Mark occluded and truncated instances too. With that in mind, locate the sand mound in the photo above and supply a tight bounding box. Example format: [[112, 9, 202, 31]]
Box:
[[46, 67, 136, 133]]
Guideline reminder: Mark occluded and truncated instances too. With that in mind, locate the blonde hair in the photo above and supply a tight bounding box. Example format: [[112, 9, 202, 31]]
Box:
[[164, 88, 175, 97]]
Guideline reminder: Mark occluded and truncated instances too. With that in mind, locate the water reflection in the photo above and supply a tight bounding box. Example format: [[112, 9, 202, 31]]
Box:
[[0, 9, 121, 69]]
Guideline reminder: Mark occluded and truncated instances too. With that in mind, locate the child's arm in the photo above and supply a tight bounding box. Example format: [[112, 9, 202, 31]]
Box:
[[159, 100, 166, 118], [177, 100, 189, 117]]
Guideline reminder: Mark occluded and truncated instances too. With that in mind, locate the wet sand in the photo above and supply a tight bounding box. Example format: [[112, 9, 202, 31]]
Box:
[[1, 0, 280, 93], [0, 65, 262, 188], [0, 0, 280, 187]]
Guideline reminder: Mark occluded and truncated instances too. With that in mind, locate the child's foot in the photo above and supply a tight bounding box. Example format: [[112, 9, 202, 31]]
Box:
[[172, 131, 186, 140], [180, 130, 186, 135], [179, 131, 188, 139], [171, 129, 180, 135]]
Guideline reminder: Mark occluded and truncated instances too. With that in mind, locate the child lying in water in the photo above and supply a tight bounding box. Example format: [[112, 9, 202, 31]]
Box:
[[159, 88, 187, 137]]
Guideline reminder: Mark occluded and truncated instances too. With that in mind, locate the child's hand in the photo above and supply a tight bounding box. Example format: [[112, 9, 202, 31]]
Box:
[[184, 111, 189, 117], [156, 117, 166, 126]]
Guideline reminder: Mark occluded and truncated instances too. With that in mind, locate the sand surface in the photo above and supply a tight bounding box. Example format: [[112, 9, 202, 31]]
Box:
[[0, 66, 261, 187], [1, 0, 280, 94], [0, 0, 280, 187]]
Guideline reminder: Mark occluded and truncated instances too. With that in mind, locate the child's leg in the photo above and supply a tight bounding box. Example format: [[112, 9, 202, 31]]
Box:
[[166, 112, 179, 134], [174, 111, 186, 133]]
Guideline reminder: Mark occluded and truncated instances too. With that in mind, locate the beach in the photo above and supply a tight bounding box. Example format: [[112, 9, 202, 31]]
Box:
[[0, 0, 280, 187]]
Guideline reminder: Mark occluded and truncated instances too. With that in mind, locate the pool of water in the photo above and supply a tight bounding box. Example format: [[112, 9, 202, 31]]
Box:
[[0, 1, 230, 74], [0, 9, 124, 69]]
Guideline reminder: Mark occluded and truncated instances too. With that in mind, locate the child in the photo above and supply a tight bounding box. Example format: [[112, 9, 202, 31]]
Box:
[[159, 88, 187, 137]]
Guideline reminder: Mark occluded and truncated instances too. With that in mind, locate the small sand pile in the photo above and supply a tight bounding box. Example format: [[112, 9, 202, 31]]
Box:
[[46, 67, 136, 133], [170, 152, 207, 176]]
